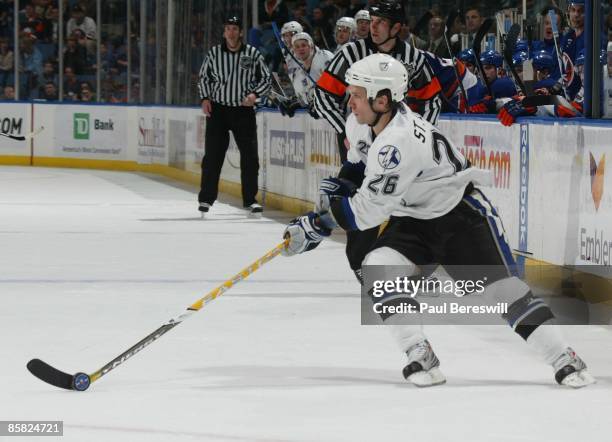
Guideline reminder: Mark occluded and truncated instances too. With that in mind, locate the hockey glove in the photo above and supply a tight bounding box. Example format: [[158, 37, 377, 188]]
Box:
[[497, 96, 537, 127], [316, 177, 357, 213], [282, 211, 332, 257], [467, 95, 496, 114]]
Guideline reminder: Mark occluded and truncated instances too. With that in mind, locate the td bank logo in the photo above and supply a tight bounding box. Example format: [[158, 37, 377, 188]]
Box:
[[589, 152, 605, 211], [74, 113, 89, 140]]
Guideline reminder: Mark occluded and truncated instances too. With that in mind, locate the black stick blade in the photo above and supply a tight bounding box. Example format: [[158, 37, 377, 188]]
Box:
[[27, 359, 77, 390]]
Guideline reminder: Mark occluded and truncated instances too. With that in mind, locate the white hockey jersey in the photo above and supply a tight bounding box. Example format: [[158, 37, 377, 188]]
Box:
[[288, 47, 333, 106], [344, 103, 491, 230]]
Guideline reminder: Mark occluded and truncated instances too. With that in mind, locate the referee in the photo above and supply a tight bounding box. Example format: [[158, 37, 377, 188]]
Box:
[[197, 16, 271, 217]]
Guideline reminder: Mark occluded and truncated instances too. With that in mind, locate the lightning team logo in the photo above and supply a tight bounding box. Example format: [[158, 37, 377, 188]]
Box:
[[378, 145, 401, 170]]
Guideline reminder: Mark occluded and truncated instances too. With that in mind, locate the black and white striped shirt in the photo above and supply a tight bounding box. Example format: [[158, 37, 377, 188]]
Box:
[[314, 37, 443, 133], [198, 41, 271, 107]]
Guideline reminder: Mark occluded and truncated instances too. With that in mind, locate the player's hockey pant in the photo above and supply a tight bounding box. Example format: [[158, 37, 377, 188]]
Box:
[[365, 187, 554, 341], [199, 103, 259, 207]]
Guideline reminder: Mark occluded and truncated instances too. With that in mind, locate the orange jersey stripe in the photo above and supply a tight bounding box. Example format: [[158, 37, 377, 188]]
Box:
[[407, 77, 442, 101], [317, 71, 347, 98]]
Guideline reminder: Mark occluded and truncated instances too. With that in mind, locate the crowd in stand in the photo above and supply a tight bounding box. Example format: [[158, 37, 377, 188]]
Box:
[[0, 0, 132, 102], [1, 0, 612, 116]]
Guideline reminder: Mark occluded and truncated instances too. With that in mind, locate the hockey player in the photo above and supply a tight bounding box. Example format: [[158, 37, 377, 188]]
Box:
[[354, 10, 370, 40], [282, 53, 595, 388], [420, 51, 483, 113], [562, 0, 584, 65], [288, 32, 333, 112], [313, 0, 443, 281], [479, 50, 517, 98], [532, 50, 558, 90], [280, 21, 303, 49], [457, 48, 477, 75], [334, 17, 356, 52]]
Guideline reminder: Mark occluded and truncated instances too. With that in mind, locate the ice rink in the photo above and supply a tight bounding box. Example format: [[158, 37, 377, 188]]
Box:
[[1, 166, 611, 442]]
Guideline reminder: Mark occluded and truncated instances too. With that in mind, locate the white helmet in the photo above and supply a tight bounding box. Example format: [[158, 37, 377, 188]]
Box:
[[336, 17, 356, 32], [345, 53, 407, 102], [281, 21, 303, 35], [354, 10, 371, 22], [291, 32, 314, 47]]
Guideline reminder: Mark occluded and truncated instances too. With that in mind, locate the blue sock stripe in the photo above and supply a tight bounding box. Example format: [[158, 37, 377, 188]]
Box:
[[341, 197, 358, 231], [463, 193, 518, 277]]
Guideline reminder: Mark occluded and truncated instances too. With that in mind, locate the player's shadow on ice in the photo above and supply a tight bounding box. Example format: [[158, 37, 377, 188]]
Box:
[[185, 366, 589, 389], [139, 216, 258, 222], [184, 366, 401, 389]]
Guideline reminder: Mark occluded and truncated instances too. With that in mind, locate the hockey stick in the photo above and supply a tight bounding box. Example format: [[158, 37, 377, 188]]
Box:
[[271, 22, 317, 85], [547, 9, 570, 99], [26, 240, 289, 391], [443, 9, 469, 113], [503, 24, 528, 96], [0, 126, 45, 141], [472, 18, 495, 97]]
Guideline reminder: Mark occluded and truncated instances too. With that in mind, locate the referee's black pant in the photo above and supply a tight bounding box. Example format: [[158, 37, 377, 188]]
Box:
[[199, 103, 259, 207]]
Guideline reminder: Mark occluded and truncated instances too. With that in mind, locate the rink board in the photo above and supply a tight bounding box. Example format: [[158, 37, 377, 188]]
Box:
[[1, 102, 612, 269]]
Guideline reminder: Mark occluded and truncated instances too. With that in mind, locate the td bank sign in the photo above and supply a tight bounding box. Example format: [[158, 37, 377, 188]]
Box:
[[73, 113, 115, 140]]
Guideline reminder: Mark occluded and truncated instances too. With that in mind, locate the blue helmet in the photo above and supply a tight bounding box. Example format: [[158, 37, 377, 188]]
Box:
[[532, 50, 555, 71], [458, 48, 476, 64], [576, 49, 607, 66], [480, 50, 503, 68], [515, 39, 528, 52], [512, 51, 529, 67], [569, 0, 584, 6]]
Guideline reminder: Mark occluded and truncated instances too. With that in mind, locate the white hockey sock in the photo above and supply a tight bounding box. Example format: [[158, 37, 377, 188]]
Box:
[[387, 324, 427, 354], [525, 321, 568, 365]]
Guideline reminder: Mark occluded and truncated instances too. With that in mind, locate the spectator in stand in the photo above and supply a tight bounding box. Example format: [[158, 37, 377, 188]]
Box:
[[40, 60, 57, 85], [0, 37, 14, 89], [63, 34, 87, 74], [426, 16, 449, 58], [292, 3, 310, 29], [346, 0, 366, 18], [2, 85, 15, 100], [67, 5, 96, 40], [400, 22, 427, 49], [311, 7, 334, 51], [39, 80, 58, 100], [20, 34, 43, 98], [464, 5, 484, 47], [0, 2, 12, 39], [95, 41, 117, 78], [45, 6, 59, 43], [79, 81, 95, 101], [259, 0, 289, 28], [63, 66, 80, 100]]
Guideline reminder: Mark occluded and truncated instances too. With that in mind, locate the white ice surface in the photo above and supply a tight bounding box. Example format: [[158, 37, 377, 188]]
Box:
[[1, 166, 611, 442]]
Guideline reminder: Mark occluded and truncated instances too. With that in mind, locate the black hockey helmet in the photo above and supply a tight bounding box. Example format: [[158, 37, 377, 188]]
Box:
[[224, 15, 242, 29], [368, 0, 406, 25]]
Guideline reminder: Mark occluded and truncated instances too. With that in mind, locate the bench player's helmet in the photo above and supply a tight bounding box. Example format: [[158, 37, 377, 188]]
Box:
[[281, 21, 303, 35], [336, 17, 357, 33], [354, 10, 371, 22], [532, 50, 555, 71], [292, 32, 314, 48], [479, 50, 503, 68], [345, 53, 408, 125]]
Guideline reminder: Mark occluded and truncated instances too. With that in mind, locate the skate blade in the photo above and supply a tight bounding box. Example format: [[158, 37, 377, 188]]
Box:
[[408, 367, 446, 387], [561, 370, 596, 388], [248, 212, 262, 219], [200, 212, 208, 219]]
